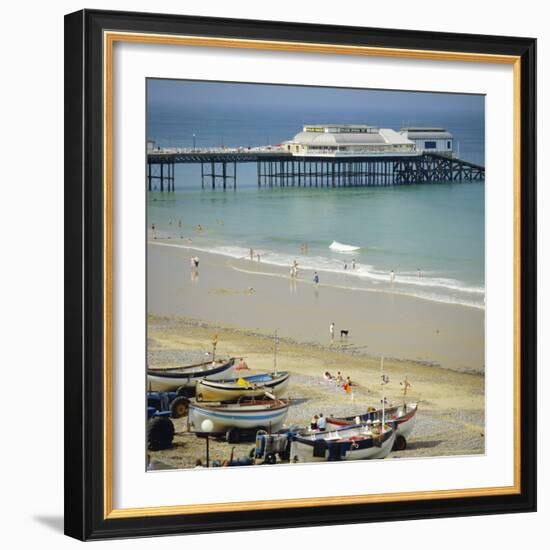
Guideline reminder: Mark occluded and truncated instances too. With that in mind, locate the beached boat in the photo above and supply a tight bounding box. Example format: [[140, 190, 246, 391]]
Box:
[[147, 358, 235, 392], [188, 398, 290, 435], [196, 371, 290, 402], [326, 402, 418, 447], [290, 422, 396, 462]]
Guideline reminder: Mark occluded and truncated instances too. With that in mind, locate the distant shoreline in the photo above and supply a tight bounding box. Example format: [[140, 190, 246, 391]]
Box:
[[149, 238, 485, 311]]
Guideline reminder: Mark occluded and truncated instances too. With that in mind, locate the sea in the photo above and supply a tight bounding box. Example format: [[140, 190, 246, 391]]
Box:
[[147, 94, 485, 310]]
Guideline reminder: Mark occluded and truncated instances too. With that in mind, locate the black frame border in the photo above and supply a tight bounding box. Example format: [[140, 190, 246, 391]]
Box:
[[64, 9, 537, 541]]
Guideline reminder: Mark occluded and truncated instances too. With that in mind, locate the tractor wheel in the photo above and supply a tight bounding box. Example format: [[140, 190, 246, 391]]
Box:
[[393, 435, 407, 451], [170, 396, 189, 419], [264, 453, 277, 465], [147, 417, 175, 450]]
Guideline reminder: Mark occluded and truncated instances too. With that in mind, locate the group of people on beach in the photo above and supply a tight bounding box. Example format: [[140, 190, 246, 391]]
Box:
[[309, 413, 327, 431], [323, 370, 354, 394]]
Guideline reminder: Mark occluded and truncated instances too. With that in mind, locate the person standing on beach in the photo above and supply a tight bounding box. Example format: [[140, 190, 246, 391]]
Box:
[[313, 272, 319, 284], [249, 248, 254, 261], [344, 263, 348, 270], [390, 270, 395, 283], [330, 322, 335, 342], [417, 268, 421, 278], [310, 415, 319, 431], [352, 259, 356, 270]]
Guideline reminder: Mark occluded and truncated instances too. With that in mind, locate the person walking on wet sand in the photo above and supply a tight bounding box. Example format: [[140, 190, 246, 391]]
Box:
[[249, 248, 254, 260], [313, 272, 319, 284], [329, 322, 335, 343]]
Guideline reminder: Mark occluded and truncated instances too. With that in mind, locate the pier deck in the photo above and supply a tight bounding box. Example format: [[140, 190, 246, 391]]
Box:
[[146, 149, 485, 191]]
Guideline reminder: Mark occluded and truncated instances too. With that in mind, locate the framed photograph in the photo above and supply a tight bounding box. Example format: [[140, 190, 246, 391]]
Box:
[[64, 9, 536, 540]]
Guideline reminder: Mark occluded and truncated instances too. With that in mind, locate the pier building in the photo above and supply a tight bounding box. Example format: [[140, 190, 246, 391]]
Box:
[[399, 127, 454, 156], [282, 124, 417, 157]]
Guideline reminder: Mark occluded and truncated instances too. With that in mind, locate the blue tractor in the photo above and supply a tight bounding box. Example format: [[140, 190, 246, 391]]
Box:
[[146, 391, 190, 450]]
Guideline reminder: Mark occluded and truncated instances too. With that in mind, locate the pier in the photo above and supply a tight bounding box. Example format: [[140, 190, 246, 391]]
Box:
[[146, 149, 485, 191]]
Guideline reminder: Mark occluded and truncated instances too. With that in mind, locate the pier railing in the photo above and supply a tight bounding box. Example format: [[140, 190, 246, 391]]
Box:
[[146, 149, 485, 191]]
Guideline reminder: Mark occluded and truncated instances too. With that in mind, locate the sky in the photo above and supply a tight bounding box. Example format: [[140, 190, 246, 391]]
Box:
[[146, 78, 485, 163], [147, 78, 484, 116]]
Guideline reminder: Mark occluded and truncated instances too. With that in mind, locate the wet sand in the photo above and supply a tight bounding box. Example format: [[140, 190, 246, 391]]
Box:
[[147, 316, 485, 470], [148, 241, 485, 372]]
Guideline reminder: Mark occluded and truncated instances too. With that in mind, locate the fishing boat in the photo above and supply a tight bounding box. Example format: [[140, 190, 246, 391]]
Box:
[[290, 422, 396, 462], [188, 398, 290, 435], [146, 358, 235, 392], [326, 402, 418, 447], [196, 371, 290, 402]]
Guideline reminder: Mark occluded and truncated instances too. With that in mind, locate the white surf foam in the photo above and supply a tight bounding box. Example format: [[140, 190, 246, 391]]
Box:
[[150, 240, 485, 309], [329, 240, 361, 253]]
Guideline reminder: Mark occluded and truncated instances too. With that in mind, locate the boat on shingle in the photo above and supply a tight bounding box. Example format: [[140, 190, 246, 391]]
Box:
[[196, 371, 290, 402], [188, 398, 290, 435], [146, 358, 235, 392], [290, 422, 396, 462], [326, 402, 418, 450]]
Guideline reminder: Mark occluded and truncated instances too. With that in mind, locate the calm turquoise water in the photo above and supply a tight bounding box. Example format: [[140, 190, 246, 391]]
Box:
[[148, 183, 485, 308], [147, 82, 485, 309]]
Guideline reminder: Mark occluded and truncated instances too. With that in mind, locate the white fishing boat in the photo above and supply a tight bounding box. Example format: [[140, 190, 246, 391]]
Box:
[[327, 403, 418, 442], [146, 358, 235, 392], [188, 398, 290, 434], [290, 422, 396, 462], [196, 371, 290, 402]]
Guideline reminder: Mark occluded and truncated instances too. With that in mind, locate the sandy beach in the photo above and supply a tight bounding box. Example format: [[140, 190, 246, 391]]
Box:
[[148, 240, 484, 373], [147, 315, 485, 470]]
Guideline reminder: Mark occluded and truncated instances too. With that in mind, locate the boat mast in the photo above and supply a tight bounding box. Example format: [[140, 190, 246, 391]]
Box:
[[380, 356, 389, 428], [381, 356, 385, 428], [274, 329, 278, 375]]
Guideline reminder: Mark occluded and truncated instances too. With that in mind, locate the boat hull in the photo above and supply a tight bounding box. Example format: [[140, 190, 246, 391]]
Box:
[[327, 403, 418, 440], [290, 426, 396, 462], [189, 401, 290, 433], [196, 372, 290, 402], [147, 359, 235, 391]]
